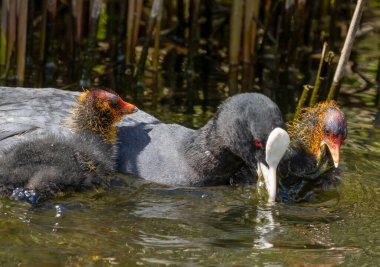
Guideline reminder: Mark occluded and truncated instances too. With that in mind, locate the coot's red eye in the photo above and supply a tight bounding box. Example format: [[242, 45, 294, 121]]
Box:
[[253, 139, 262, 148]]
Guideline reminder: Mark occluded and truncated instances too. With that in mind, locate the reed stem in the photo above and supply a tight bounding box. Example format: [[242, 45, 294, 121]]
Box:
[[294, 84, 312, 119], [16, 0, 28, 86], [152, 0, 163, 106], [327, 0, 366, 100], [0, 0, 8, 75], [132, 1, 143, 51], [80, 0, 102, 87], [229, 0, 243, 66], [135, 0, 161, 99], [44, 0, 57, 86], [126, 0, 136, 65], [115, 1, 127, 94], [309, 42, 328, 106], [242, 0, 258, 91], [153, 1, 163, 72], [229, 0, 244, 94], [5, 0, 16, 76], [186, 0, 201, 112]]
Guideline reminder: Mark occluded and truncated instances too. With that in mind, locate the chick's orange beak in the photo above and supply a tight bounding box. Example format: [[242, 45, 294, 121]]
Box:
[[119, 99, 138, 114], [323, 135, 343, 168]]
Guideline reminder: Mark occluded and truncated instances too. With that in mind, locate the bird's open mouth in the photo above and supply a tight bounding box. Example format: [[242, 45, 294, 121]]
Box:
[[321, 139, 341, 168]]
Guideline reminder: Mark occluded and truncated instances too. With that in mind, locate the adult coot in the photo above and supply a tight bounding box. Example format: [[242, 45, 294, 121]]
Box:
[[277, 101, 347, 202], [117, 93, 286, 187], [0, 89, 137, 203]]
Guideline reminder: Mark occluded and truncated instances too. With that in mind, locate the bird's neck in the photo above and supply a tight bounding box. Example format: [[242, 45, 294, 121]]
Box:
[[182, 120, 244, 184]]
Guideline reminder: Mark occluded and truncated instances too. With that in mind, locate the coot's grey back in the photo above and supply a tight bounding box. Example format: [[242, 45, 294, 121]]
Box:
[[0, 87, 79, 150], [117, 120, 197, 185]]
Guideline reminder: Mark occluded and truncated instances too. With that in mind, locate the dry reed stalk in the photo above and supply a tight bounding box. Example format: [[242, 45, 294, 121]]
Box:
[[6, 0, 16, 74], [153, 0, 163, 71], [72, 0, 84, 42], [229, 0, 244, 94], [309, 42, 328, 106], [0, 0, 8, 72], [132, 1, 143, 50], [89, 0, 102, 36], [152, 0, 163, 106], [126, 0, 136, 65], [242, 0, 260, 91], [135, 0, 161, 97], [294, 84, 312, 119], [328, 0, 366, 100], [186, 0, 201, 111], [250, 0, 260, 57], [243, 0, 254, 64], [16, 0, 28, 86], [229, 0, 243, 66]]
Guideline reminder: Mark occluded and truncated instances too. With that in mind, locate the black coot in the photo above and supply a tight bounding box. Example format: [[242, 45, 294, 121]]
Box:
[[117, 93, 285, 187]]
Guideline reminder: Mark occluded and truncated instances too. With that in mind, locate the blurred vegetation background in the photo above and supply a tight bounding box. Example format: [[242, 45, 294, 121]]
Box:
[[0, 0, 379, 116]]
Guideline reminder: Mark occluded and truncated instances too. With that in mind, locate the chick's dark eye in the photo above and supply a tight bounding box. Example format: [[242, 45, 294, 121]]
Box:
[[109, 96, 119, 107], [342, 129, 348, 139], [323, 127, 330, 135]]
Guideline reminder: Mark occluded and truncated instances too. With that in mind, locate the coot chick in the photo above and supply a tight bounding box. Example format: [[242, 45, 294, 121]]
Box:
[[0, 89, 137, 203], [278, 101, 348, 202]]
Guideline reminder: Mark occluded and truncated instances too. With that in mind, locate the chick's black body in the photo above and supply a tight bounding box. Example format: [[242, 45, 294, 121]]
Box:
[[277, 145, 340, 202], [0, 133, 114, 201]]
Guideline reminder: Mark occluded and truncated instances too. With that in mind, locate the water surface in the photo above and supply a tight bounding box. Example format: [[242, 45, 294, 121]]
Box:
[[0, 101, 379, 266]]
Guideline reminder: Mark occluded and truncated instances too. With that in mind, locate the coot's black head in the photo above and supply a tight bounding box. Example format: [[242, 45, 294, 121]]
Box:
[[215, 93, 285, 166]]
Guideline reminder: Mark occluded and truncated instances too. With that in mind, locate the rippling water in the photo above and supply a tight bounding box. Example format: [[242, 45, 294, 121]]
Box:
[[0, 101, 379, 266]]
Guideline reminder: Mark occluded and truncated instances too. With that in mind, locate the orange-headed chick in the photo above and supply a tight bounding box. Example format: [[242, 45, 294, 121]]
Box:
[[71, 89, 137, 143], [277, 101, 347, 202], [287, 101, 347, 168]]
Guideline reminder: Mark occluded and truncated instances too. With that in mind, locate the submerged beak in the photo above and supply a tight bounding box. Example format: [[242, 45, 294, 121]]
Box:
[[258, 162, 276, 203], [259, 128, 290, 203], [322, 136, 342, 168]]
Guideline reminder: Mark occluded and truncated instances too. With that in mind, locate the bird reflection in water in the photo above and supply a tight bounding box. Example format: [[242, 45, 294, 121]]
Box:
[[253, 205, 277, 249]]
